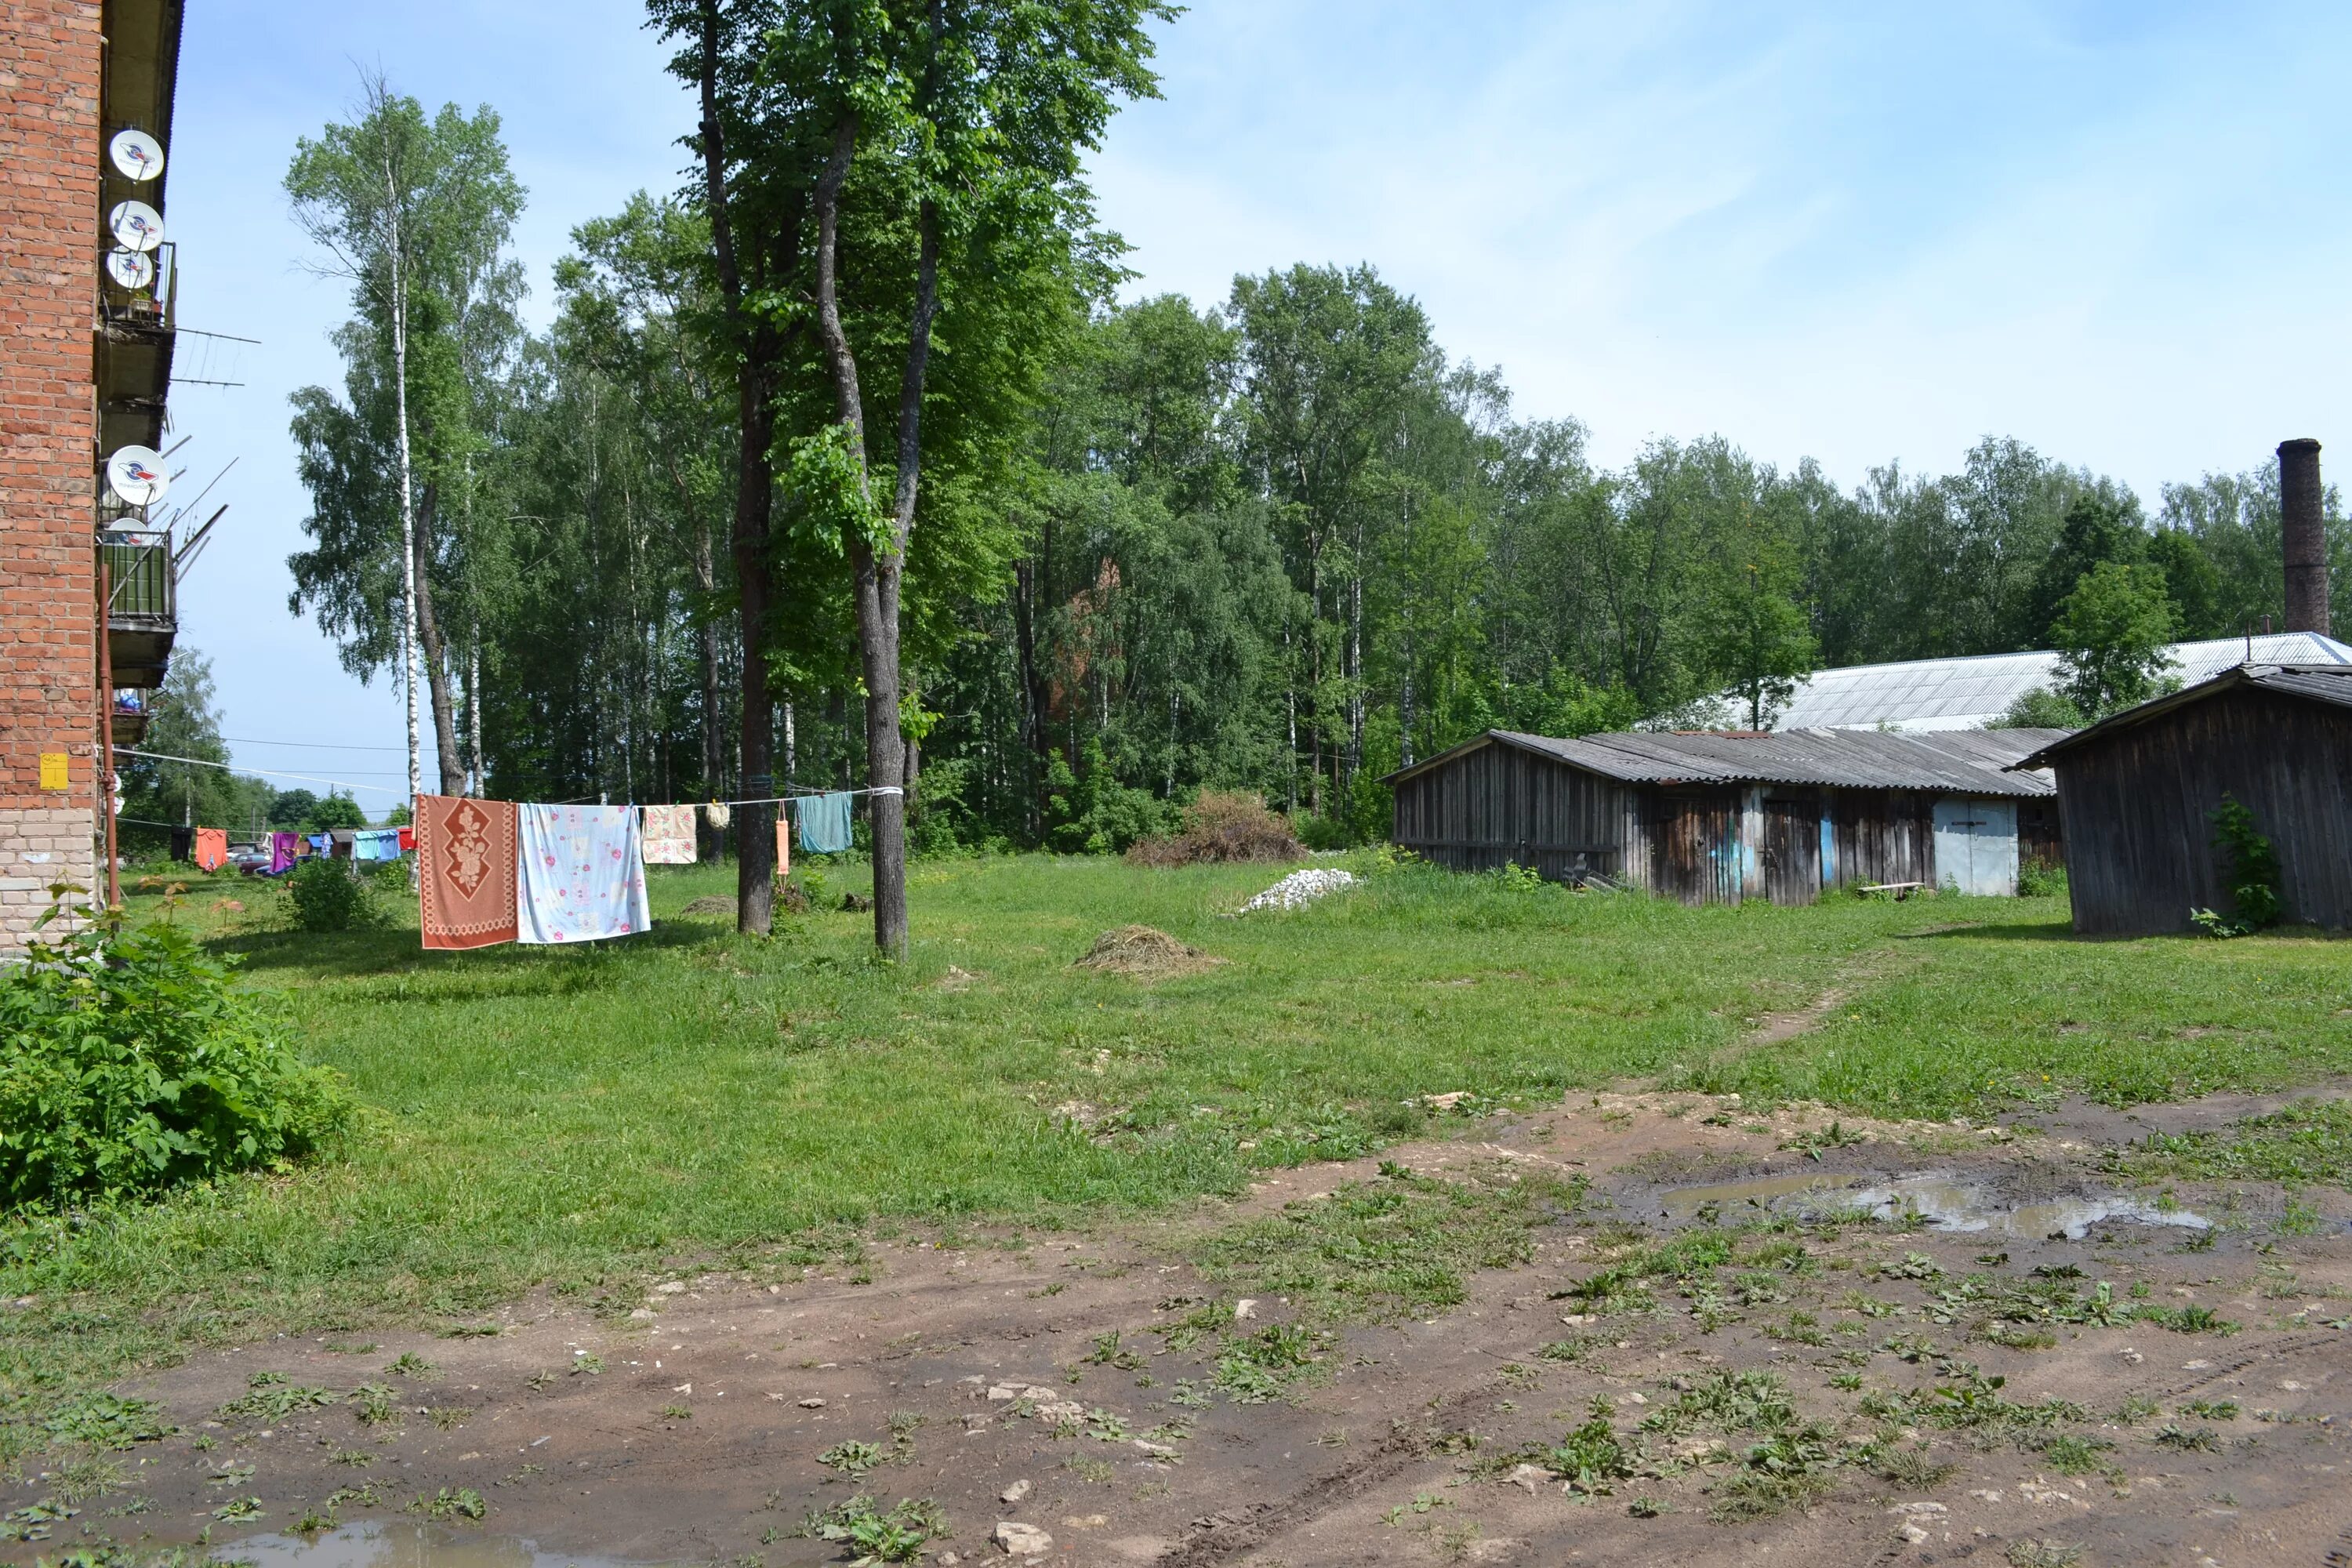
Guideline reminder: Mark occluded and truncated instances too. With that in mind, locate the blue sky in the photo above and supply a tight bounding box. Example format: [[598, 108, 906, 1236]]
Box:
[[163, 1, 2352, 804]]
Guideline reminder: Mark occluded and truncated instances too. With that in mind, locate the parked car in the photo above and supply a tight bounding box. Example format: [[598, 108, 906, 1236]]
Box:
[[228, 842, 273, 875]]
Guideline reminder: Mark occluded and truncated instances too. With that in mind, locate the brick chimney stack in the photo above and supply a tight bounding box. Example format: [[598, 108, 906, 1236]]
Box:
[[2279, 438, 2330, 637]]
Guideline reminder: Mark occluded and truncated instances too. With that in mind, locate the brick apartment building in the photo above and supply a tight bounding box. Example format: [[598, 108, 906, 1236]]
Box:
[[0, 0, 183, 953]]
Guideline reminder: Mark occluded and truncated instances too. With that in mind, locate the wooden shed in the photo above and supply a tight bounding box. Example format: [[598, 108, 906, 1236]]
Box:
[[2010, 663, 2352, 935], [1385, 726, 2067, 906]]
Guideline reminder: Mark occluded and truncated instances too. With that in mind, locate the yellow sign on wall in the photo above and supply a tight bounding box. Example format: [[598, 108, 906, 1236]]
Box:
[[38, 753, 70, 792]]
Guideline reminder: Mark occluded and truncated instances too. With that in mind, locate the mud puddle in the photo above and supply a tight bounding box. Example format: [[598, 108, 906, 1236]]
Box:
[[1662, 1167, 2212, 1237], [223, 1521, 647, 1568]]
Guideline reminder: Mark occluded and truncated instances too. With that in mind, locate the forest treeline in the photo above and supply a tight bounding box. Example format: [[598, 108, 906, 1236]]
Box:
[[266, 71, 2350, 862]]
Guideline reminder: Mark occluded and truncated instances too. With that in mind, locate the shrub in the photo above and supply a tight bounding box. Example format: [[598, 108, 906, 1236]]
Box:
[[2211, 795, 2281, 930], [0, 892, 354, 1207], [2017, 858, 2069, 898], [284, 858, 384, 933], [1127, 791, 1304, 867]]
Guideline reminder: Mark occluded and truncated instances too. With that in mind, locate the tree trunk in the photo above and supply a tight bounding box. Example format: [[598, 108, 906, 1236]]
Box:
[[1012, 561, 1047, 840], [1399, 626, 1416, 768], [811, 107, 922, 959], [695, 0, 782, 935], [467, 640, 483, 794], [384, 148, 423, 812], [694, 517, 721, 796], [412, 490, 466, 797]]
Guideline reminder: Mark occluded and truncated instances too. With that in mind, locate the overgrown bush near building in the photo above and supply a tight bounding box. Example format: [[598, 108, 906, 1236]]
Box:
[[0, 893, 353, 1207]]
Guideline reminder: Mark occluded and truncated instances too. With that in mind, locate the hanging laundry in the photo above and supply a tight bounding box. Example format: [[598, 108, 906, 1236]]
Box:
[[775, 819, 791, 876], [354, 828, 403, 862], [419, 795, 519, 950], [194, 827, 227, 873], [398, 826, 416, 851], [641, 804, 697, 865], [703, 801, 731, 831], [797, 791, 855, 855], [517, 804, 650, 946], [169, 825, 193, 863], [267, 832, 297, 875], [308, 834, 330, 855]]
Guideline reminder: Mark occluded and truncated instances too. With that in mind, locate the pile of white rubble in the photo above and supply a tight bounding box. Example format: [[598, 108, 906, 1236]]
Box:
[[1237, 867, 1357, 913]]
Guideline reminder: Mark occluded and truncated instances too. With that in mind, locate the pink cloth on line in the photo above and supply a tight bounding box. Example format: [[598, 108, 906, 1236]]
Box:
[[641, 804, 697, 865], [516, 804, 651, 945], [267, 831, 297, 875]]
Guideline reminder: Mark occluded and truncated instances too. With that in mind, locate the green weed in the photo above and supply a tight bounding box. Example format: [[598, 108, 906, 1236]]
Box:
[[1188, 1167, 1584, 1324]]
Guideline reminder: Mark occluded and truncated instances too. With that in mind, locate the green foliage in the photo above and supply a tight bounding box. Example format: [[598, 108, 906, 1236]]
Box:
[[115, 650, 273, 848], [801, 1496, 944, 1565], [1187, 1167, 1584, 1324], [2209, 795, 2282, 932], [1044, 738, 1175, 855], [303, 793, 371, 832], [2118, 1098, 2352, 1189], [0, 902, 353, 1207], [40, 1392, 172, 1451], [2050, 561, 2176, 717], [2016, 858, 2069, 898], [283, 858, 386, 935], [2029, 490, 2147, 644], [1987, 686, 2085, 730]]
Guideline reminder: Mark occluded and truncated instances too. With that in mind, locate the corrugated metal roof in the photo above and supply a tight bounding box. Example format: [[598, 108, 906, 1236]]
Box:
[[1772, 632, 2352, 731], [2012, 663, 2352, 768], [1464, 726, 2063, 795]]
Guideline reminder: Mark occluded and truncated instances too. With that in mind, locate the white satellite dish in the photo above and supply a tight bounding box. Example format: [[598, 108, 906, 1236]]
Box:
[[106, 445, 170, 508], [109, 129, 165, 183], [104, 248, 155, 291], [108, 199, 163, 252]]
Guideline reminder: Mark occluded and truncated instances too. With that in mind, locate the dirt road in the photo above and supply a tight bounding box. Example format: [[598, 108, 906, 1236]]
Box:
[[26, 1090, 2352, 1568]]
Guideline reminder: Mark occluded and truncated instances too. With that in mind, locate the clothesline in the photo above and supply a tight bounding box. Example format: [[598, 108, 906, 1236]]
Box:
[[710, 786, 904, 807], [116, 746, 906, 811]]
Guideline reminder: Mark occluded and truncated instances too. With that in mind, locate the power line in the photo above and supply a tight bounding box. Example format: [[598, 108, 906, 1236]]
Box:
[[223, 735, 412, 752], [115, 747, 405, 797]]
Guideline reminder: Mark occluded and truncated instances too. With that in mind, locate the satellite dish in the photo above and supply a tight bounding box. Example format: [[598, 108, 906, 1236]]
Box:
[[106, 445, 170, 508], [108, 199, 163, 252], [109, 129, 165, 183], [104, 248, 155, 291]]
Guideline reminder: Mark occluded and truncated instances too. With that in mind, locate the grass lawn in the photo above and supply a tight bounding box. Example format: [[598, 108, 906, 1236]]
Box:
[[5, 852, 2349, 1436]]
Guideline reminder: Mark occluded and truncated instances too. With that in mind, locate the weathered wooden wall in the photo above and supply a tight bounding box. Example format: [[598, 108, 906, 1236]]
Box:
[[1393, 741, 2054, 908], [1390, 741, 1639, 886], [2055, 688, 2352, 934], [1827, 789, 1936, 888], [1647, 787, 1745, 904]]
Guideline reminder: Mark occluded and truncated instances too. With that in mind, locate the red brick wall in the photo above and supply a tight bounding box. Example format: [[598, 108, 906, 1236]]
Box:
[[0, 1, 102, 942]]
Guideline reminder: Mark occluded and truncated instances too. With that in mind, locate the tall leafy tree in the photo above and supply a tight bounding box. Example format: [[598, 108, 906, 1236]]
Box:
[[286, 79, 524, 801], [761, 0, 1171, 956], [2051, 561, 2176, 717]]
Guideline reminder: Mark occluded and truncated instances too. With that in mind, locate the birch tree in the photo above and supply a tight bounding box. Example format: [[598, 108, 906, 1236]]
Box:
[[286, 77, 524, 804]]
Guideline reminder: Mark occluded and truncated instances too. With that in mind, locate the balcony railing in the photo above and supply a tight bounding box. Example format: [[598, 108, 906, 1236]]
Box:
[[98, 241, 175, 336], [103, 535, 173, 620], [102, 531, 176, 691]]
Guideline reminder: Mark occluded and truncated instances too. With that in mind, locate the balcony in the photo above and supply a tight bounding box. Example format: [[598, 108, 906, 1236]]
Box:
[[111, 689, 151, 746], [102, 532, 175, 689], [96, 242, 176, 457]]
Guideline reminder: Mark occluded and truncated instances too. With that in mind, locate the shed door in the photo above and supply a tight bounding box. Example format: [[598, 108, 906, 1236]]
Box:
[[1761, 797, 1822, 906], [1933, 797, 2018, 896]]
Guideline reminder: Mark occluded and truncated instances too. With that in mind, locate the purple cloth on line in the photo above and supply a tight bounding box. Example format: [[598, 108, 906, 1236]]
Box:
[[268, 831, 297, 875]]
